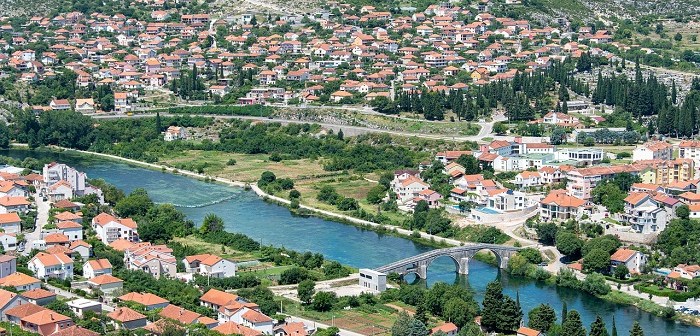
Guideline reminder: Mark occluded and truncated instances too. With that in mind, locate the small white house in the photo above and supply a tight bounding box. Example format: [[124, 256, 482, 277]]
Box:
[[28, 252, 74, 280], [0, 213, 22, 234], [67, 299, 102, 317], [82, 259, 112, 279], [0, 233, 17, 251], [164, 126, 187, 141], [92, 213, 139, 245], [182, 254, 237, 278], [610, 248, 647, 275]]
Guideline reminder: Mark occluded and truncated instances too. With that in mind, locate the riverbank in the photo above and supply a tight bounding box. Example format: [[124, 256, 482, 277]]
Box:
[[10, 145, 699, 328], [13, 144, 465, 249]]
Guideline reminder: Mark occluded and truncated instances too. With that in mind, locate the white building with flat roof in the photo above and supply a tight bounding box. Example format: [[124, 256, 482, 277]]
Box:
[[359, 269, 387, 292]]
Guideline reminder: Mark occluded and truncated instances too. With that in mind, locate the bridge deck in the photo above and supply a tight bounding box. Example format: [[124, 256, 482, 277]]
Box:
[[374, 244, 520, 273]]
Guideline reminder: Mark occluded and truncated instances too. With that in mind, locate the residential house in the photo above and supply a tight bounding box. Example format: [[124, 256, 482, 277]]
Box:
[[392, 176, 429, 202], [610, 248, 647, 275], [124, 244, 176, 278], [671, 264, 700, 280], [66, 299, 102, 318], [20, 309, 74, 336], [622, 192, 675, 234], [633, 141, 673, 162], [164, 126, 187, 141], [679, 140, 700, 177], [0, 196, 30, 213], [0, 272, 41, 291], [91, 213, 139, 245], [513, 171, 541, 188], [182, 254, 237, 278], [74, 98, 95, 114], [28, 253, 74, 280], [200, 288, 240, 311], [82, 259, 112, 279], [5, 303, 46, 325], [214, 322, 263, 336], [21, 288, 56, 306], [56, 221, 83, 241], [431, 323, 458, 336], [539, 190, 587, 221], [158, 304, 217, 328], [0, 255, 16, 278], [107, 307, 147, 330], [275, 322, 310, 336], [0, 288, 27, 321], [516, 327, 542, 336], [0, 213, 21, 234], [86, 274, 123, 295], [118, 292, 169, 311], [0, 233, 17, 251]]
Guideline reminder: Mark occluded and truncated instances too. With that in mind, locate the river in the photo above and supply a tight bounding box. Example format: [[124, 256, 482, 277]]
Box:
[[2, 148, 695, 335]]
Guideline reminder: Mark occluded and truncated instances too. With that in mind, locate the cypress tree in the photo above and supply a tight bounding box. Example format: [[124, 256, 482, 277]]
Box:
[[561, 302, 568, 324], [611, 315, 618, 336], [481, 281, 504, 332], [629, 321, 644, 336], [589, 315, 609, 336], [561, 310, 586, 336]]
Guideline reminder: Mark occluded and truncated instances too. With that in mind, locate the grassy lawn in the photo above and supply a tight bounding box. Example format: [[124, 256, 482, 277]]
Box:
[[159, 150, 330, 182], [603, 217, 620, 225], [283, 301, 400, 336], [172, 236, 258, 261]]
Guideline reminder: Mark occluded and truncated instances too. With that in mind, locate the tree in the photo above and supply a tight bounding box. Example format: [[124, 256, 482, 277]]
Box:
[[200, 214, 224, 235], [629, 322, 644, 336], [443, 298, 475, 327], [391, 312, 429, 336], [583, 248, 611, 273], [498, 296, 522, 332], [536, 223, 558, 245], [297, 279, 315, 305], [550, 126, 567, 145], [279, 267, 310, 285], [481, 281, 503, 332], [115, 188, 153, 218], [366, 185, 386, 204], [582, 273, 611, 295], [493, 122, 507, 135], [611, 316, 618, 336], [311, 291, 336, 312], [556, 231, 584, 258], [259, 171, 277, 187], [561, 310, 586, 336], [528, 304, 556, 333], [590, 315, 609, 336], [518, 247, 543, 264], [614, 265, 629, 280], [676, 204, 690, 220], [674, 32, 683, 41], [0, 122, 10, 148]]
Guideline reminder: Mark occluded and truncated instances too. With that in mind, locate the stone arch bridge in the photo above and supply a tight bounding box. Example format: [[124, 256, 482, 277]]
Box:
[[374, 244, 520, 280]]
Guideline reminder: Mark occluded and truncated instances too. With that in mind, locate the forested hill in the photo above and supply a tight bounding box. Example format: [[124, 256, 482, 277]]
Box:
[[3, 0, 700, 22]]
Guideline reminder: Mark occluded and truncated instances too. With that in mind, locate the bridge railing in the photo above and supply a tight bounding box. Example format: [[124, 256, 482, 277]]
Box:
[[374, 244, 520, 272]]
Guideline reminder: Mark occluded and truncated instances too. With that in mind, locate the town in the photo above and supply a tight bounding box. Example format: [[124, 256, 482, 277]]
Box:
[[2, 0, 700, 335]]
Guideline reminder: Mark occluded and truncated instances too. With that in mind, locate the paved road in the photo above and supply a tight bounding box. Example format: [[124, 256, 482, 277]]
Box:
[[91, 111, 546, 144], [24, 190, 49, 253], [45, 284, 116, 312]]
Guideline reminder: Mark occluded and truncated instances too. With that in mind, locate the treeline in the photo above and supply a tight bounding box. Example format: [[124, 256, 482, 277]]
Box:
[[164, 104, 273, 117], [591, 62, 670, 119]]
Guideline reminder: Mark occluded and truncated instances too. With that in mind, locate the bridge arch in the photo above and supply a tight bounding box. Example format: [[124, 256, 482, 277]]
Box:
[[374, 244, 519, 281]]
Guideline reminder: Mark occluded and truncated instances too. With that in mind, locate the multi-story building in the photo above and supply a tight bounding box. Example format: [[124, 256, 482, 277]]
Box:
[[679, 140, 700, 177], [632, 141, 673, 162], [91, 213, 139, 245], [622, 192, 678, 234], [539, 190, 587, 221]]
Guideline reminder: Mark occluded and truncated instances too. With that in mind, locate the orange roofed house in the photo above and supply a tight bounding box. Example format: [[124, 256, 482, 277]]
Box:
[[91, 213, 139, 245], [610, 248, 647, 275], [21, 309, 74, 336], [182, 253, 237, 278], [28, 252, 73, 280], [118, 292, 170, 310], [539, 190, 587, 221]]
